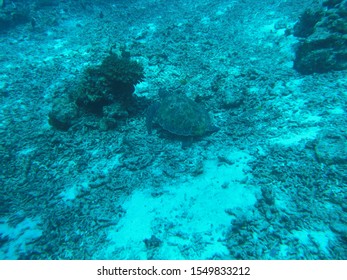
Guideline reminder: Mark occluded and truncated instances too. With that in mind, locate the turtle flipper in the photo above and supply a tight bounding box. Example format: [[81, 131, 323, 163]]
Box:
[[181, 137, 193, 148], [146, 102, 160, 134]]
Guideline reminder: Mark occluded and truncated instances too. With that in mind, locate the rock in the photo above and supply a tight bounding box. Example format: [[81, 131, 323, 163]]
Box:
[[48, 97, 78, 131], [103, 102, 129, 119], [314, 131, 347, 165], [293, 9, 323, 38], [294, 35, 347, 74], [144, 235, 162, 249], [293, 0, 347, 74]]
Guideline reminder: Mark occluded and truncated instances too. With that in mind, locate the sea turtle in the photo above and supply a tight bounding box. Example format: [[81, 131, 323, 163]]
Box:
[[146, 89, 219, 146]]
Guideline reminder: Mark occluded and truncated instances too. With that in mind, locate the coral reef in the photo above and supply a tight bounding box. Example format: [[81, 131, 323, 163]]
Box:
[[75, 49, 144, 116], [49, 48, 144, 131], [0, 2, 30, 31], [48, 97, 78, 131], [293, 0, 347, 74]]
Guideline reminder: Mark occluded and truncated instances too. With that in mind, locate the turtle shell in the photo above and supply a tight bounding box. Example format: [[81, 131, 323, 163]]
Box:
[[155, 94, 212, 136]]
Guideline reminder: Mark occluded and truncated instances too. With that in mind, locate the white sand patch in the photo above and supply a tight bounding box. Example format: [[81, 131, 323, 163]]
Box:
[[98, 150, 259, 259], [269, 127, 320, 146], [328, 106, 345, 115], [59, 182, 88, 202], [59, 184, 80, 201], [259, 20, 286, 37], [291, 229, 335, 256], [0, 217, 42, 259]]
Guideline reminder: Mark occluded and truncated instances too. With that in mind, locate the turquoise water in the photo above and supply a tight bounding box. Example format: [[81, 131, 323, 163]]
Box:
[[0, 0, 346, 260]]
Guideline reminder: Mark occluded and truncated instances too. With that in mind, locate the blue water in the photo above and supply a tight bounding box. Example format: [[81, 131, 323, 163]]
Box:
[[0, 0, 346, 260]]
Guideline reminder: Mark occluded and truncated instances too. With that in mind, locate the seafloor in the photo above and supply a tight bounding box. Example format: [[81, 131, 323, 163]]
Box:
[[0, 0, 346, 259]]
